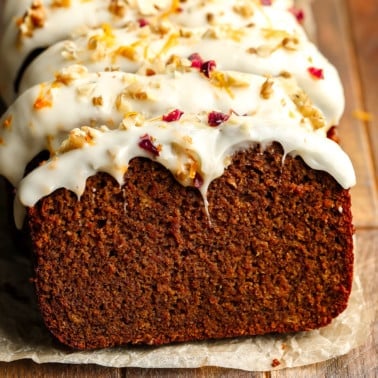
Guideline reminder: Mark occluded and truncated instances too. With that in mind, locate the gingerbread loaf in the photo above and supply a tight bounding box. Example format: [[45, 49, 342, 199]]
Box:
[[0, 0, 355, 350]]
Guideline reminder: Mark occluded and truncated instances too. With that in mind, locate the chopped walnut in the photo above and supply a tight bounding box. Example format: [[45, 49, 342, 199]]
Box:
[[145, 68, 156, 76], [281, 36, 299, 51], [291, 90, 326, 129], [54, 65, 88, 86], [165, 54, 191, 73], [206, 13, 215, 24], [203, 25, 244, 42], [50, 0, 71, 7], [115, 45, 138, 61], [179, 28, 193, 38], [76, 82, 97, 99], [246, 47, 258, 55], [92, 96, 104, 106], [126, 82, 149, 100], [260, 78, 274, 100], [109, 0, 127, 18], [58, 127, 99, 154], [119, 112, 145, 129], [172, 143, 201, 187], [17, 0, 46, 39], [150, 20, 172, 35], [202, 28, 217, 39], [279, 71, 292, 79], [232, 4, 254, 18], [104, 66, 121, 72], [262, 28, 293, 40], [61, 41, 78, 61], [115, 92, 133, 114]]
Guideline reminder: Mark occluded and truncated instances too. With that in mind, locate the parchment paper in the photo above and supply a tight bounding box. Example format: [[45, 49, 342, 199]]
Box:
[[0, 180, 373, 372]]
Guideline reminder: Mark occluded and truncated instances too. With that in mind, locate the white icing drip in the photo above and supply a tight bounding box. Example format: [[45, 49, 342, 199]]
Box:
[[0, 0, 303, 104], [0, 67, 323, 186], [19, 22, 344, 125], [16, 114, 355, 210]]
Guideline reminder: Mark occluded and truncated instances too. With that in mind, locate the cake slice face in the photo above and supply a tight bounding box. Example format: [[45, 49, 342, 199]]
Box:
[[27, 144, 354, 349]]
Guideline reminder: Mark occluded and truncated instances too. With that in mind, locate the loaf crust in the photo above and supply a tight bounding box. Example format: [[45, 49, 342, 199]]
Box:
[[27, 143, 354, 349]]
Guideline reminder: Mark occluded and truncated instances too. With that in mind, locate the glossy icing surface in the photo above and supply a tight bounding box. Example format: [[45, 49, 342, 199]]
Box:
[[19, 21, 343, 125], [0, 0, 355, 229], [1, 0, 309, 103]]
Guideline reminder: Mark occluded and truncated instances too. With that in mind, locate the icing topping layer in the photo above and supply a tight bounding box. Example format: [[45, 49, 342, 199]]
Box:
[[17, 114, 355, 210], [0, 0, 307, 104], [0, 0, 355, 230], [19, 21, 344, 125], [0, 66, 355, 228]]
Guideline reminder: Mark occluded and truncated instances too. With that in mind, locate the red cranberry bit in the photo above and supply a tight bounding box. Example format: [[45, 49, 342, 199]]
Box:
[[138, 18, 149, 27], [188, 52, 204, 69], [289, 7, 305, 23], [193, 172, 204, 188], [200, 60, 216, 78], [138, 134, 160, 157], [326, 126, 340, 143], [308, 67, 324, 80], [261, 0, 272, 5], [162, 109, 184, 122], [208, 111, 230, 127], [271, 359, 281, 368]]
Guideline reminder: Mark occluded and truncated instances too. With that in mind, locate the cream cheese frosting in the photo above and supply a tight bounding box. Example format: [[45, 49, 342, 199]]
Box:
[[0, 0, 306, 104], [0, 65, 329, 186], [0, 65, 355, 229], [19, 21, 344, 125]]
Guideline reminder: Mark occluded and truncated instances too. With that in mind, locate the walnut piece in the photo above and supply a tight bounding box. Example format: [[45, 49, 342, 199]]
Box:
[[17, 0, 46, 39], [260, 78, 274, 100]]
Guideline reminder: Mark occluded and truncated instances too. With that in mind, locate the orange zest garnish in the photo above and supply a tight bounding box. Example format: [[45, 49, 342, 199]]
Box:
[[353, 110, 373, 122], [34, 84, 53, 110]]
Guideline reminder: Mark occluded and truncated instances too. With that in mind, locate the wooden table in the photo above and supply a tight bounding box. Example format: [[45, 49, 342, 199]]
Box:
[[0, 0, 376, 376]]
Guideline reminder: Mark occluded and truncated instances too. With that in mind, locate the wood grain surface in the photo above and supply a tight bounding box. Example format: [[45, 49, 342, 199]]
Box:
[[0, 0, 377, 376]]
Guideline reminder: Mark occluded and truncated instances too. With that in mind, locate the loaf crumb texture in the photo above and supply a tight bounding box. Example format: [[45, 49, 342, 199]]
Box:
[[27, 143, 354, 349]]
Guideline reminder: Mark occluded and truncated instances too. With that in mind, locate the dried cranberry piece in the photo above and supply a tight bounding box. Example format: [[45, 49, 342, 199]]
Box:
[[200, 60, 216, 78], [138, 18, 149, 27], [208, 111, 230, 127], [188, 52, 203, 69], [193, 172, 204, 188], [138, 134, 160, 157], [261, 0, 272, 5], [162, 109, 184, 122], [308, 67, 324, 79], [289, 7, 305, 23], [326, 126, 340, 143]]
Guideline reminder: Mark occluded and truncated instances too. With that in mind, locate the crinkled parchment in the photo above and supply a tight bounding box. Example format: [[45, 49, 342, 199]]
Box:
[[0, 180, 373, 371]]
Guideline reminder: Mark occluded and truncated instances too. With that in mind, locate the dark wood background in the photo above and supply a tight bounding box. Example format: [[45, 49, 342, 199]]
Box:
[[0, 0, 376, 376]]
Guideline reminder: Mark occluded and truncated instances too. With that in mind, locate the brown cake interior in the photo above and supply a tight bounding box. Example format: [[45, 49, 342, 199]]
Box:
[[26, 142, 354, 350]]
